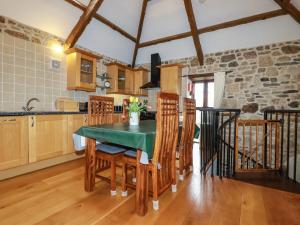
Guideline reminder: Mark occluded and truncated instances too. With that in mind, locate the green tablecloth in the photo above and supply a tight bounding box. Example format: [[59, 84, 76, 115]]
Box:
[[76, 120, 200, 159], [76, 120, 156, 158]]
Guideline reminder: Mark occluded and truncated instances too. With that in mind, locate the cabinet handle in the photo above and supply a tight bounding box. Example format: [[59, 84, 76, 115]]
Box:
[[31, 117, 34, 127], [84, 116, 87, 123], [8, 119, 16, 122]]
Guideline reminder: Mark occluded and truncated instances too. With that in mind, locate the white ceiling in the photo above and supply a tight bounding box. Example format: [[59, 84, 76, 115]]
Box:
[[0, 0, 300, 64]]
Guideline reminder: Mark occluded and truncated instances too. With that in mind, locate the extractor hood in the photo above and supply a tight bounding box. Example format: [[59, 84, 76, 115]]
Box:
[[140, 53, 161, 89]]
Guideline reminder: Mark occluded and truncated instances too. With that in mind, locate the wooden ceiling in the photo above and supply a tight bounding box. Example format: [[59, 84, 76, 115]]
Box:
[[64, 0, 300, 66]]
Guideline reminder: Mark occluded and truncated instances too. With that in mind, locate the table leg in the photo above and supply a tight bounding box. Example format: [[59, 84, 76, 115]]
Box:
[[135, 149, 148, 216], [85, 138, 96, 192]]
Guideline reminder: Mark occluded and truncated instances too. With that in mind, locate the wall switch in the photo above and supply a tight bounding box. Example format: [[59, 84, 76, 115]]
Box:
[[50, 59, 61, 69]]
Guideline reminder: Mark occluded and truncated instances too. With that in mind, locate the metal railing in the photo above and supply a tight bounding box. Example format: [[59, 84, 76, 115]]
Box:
[[264, 110, 300, 182], [197, 107, 241, 178]]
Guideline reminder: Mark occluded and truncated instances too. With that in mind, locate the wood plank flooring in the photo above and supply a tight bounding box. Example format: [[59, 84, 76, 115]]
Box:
[[0, 158, 300, 225]]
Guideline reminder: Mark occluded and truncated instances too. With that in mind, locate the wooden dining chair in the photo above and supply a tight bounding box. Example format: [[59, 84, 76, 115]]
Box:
[[121, 92, 179, 210], [178, 98, 196, 181], [88, 96, 126, 196]]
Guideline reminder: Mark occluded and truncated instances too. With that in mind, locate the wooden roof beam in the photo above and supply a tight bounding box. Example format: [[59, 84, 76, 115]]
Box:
[[65, 0, 104, 49], [183, 0, 204, 65], [65, 0, 136, 43], [139, 9, 287, 48], [274, 0, 300, 23], [131, 0, 148, 68]]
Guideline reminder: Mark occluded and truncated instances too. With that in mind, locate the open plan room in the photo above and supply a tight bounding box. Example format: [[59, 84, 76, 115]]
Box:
[[0, 0, 300, 224]]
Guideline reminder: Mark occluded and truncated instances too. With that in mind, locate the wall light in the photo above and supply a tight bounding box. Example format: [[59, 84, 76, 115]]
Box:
[[47, 39, 64, 54]]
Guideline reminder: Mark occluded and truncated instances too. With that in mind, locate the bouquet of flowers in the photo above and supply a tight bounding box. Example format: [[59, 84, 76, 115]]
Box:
[[126, 96, 148, 125]]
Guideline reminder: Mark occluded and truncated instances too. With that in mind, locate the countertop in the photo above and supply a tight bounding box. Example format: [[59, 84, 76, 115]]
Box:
[[0, 111, 87, 116], [0, 111, 124, 116]]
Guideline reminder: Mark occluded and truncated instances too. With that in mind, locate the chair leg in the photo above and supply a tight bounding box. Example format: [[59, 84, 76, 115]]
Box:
[[110, 160, 117, 196], [121, 162, 128, 197], [132, 167, 136, 183], [152, 169, 159, 211], [179, 152, 184, 181]]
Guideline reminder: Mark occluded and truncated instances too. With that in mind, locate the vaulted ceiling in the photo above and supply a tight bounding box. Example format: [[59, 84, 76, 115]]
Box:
[[1, 0, 300, 65]]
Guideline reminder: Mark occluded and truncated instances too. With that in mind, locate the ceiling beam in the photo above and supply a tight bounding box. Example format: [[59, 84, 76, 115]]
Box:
[[274, 0, 300, 23], [183, 0, 204, 65], [65, 0, 104, 49], [64, 0, 136, 43], [131, 0, 148, 67], [139, 9, 287, 48]]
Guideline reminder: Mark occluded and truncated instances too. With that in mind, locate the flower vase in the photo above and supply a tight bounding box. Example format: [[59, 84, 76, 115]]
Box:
[[129, 112, 139, 126]]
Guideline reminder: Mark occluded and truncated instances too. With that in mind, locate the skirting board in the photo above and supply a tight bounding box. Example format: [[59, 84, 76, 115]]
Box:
[[0, 153, 84, 181]]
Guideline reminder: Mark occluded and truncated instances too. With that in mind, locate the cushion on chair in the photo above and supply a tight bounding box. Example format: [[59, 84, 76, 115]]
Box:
[[124, 150, 137, 158], [96, 143, 126, 154]]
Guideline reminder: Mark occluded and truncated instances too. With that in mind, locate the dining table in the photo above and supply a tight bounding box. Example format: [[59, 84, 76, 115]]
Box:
[[75, 120, 200, 216]]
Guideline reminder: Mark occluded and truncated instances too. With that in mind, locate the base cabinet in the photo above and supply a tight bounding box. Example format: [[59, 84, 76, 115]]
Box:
[[28, 115, 68, 163], [0, 117, 28, 170], [67, 114, 87, 154]]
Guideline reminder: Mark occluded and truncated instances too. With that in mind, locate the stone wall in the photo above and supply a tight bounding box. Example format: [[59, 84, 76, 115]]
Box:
[[0, 15, 127, 111], [140, 39, 300, 117]]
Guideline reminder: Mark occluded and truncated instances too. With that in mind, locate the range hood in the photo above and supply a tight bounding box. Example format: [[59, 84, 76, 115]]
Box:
[[140, 53, 161, 89]]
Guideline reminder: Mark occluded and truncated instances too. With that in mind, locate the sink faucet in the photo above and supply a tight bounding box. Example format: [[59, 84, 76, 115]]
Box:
[[22, 98, 40, 112]]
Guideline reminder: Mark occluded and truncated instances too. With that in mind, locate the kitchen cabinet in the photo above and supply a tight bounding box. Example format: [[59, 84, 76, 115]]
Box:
[[106, 63, 135, 95], [28, 115, 68, 163], [159, 64, 183, 95], [106, 63, 149, 96], [133, 68, 148, 96], [66, 48, 101, 92], [67, 114, 87, 154], [0, 117, 28, 170], [113, 113, 128, 123]]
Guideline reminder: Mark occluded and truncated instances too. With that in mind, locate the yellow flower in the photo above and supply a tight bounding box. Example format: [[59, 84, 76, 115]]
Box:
[[134, 97, 139, 103], [129, 96, 134, 103]]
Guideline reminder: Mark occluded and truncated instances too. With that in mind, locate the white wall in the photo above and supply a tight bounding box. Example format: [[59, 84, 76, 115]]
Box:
[[136, 15, 300, 64]]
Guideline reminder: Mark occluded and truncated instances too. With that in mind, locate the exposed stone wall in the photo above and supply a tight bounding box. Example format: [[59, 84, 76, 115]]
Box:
[[0, 15, 127, 111], [140, 39, 300, 117]]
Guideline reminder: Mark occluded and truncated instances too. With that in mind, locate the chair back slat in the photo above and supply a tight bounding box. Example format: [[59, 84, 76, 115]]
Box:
[[180, 98, 196, 169], [88, 96, 114, 125], [152, 92, 179, 188]]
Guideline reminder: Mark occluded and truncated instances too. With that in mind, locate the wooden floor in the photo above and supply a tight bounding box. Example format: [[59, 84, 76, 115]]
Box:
[[1, 158, 300, 225]]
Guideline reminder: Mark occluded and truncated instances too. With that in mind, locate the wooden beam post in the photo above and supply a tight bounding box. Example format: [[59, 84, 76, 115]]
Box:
[[138, 9, 286, 48], [183, 0, 204, 65], [64, 0, 136, 43], [64, 0, 104, 50], [274, 0, 300, 23], [131, 0, 148, 68]]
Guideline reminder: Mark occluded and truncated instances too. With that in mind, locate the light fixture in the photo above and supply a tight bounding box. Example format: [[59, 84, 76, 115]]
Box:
[[47, 39, 63, 54]]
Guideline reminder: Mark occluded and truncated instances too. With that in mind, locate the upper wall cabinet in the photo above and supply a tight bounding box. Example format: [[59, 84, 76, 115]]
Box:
[[65, 48, 101, 92], [106, 63, 148, 96], [106, 63, 133, 95], [159, 64, 183, 95], [133, 68, 148, 96]]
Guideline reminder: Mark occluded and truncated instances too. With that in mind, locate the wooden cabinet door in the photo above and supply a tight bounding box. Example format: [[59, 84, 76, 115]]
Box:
[[106, 64, 118, 94], [28, 115, 68, 163], [160, 65, 182, 95], [0, 117, 28, 170], [125, 69, 134, 94], [133, 69, 148, 96], [67, 114, 87, 154], [113, 114, 120, 123]]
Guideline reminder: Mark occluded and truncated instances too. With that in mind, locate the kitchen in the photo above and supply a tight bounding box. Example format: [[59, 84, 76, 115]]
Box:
[[1, 0, 300, 224]]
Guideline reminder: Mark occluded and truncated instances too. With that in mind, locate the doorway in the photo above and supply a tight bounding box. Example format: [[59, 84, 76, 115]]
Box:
[[189, 74, 214, 124]]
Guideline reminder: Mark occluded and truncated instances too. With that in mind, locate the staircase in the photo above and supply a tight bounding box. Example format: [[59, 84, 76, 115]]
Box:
[[197, 108, 300, 185]]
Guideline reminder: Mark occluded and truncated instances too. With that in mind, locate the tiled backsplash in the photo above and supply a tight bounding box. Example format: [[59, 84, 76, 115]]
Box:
[[0, 32, 116, 111]]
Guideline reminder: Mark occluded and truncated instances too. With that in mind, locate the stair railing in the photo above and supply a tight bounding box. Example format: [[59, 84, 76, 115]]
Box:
[[197, 107, 241, 178], [264, 110, 300, 183]]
